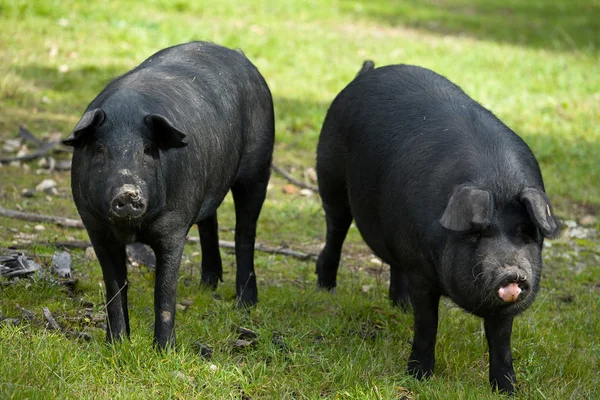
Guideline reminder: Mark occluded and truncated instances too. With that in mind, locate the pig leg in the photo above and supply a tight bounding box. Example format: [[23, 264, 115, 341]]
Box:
[[198, 211, 223, 289], [316, 203, 352, 290], [389, 266, 411, 310], [407, 282, 441, 379], [152, 234, 186, 348], [484, 315, 516, 393], [231, 177, 269, 307], [315, 166, 353, 290], [89, 234, 129, 342]]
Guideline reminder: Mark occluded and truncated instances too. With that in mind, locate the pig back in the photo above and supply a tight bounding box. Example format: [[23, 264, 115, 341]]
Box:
[[108, 42, 274, 220], [327, 64, 544, 263]]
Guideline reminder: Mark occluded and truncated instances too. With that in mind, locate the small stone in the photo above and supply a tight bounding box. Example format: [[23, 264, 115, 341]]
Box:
[[35, 179, 57, 193], [2, 139, 22, 152], [52, 251, 72, 278], [48, 44, 59, 58], [58, 64, 69, 73], [34, 225, 45, 231], [299, 188, 313, 197], [0, 318, 20, 326], [181, 299, 193, 307], [209, 364, 217, 372], [282, 184, 298, 194], [16, 146, 29, 158], [370, 257, 383, 266], [579, 215, 596, 227], [192, 342, 213, 359], [232, 339, 257, 350], [173, 371, 193, 383], [361, 285, 372, 293], [21, 188, 36, 198], [237, 326, 259, 340], [564, 220, 577, 229], [304, 167, 317, 183], [85, 247, 97, 260], [56, 160, 72, 171], [176, 304, 186, 312]]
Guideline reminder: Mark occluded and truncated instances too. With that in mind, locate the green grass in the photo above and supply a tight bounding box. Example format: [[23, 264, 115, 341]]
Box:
[[1, 0, 599, 398]]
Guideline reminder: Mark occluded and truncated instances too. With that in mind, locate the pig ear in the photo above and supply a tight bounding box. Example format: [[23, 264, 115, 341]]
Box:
[[62, 108, 105, 147], [520, 188, 561, 238], [440, 186, 493, 232], [144, 114, 188, 149]]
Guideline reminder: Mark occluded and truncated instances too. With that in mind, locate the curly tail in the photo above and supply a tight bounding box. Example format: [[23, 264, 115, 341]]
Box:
[[356, 60, 375, 76]]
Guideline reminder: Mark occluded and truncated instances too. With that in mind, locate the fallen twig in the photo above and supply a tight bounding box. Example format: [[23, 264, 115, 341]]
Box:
[[0, 207, 84, 228], [42, 307, 61, 330], [15, 239, 318, 261], [1, 207, 318, 260], [0, 140, 60, 164], [271, 163, 319, 193], [19, 125, 42, 146], [192, 237, 318, 260]]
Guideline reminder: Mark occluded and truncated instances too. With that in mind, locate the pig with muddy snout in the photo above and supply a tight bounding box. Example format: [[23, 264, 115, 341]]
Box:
[[315, 60, 561, 393], [63, 42, 274, 348]]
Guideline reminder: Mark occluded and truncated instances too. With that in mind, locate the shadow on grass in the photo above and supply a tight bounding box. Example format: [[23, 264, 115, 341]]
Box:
[[340, 0, 600, 53], [14, 64, 127, 101]]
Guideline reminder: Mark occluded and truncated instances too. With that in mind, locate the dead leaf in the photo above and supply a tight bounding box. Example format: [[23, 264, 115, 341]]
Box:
[[282, 184, 298, 194]]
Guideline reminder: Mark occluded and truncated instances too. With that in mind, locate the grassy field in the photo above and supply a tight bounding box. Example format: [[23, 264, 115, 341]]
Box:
[[1, 0, 599, 399]]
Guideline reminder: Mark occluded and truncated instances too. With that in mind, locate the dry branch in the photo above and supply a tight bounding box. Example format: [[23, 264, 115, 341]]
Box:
[[271, 163, 319, 193], [0, 206, 84, 228], [42, 307, 61, 330], [2, 207, 318, 261], [0, 140, 60, 164]]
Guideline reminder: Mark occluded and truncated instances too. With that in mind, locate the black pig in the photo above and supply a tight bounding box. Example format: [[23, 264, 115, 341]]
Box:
[[63, 42, 274, 348], [316, 61, 560, 393]]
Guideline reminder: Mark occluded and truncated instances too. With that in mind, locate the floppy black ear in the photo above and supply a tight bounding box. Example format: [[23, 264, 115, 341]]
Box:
[[521, 188, 561, 238], [62, 108, 105, 146], [144, 114, 187, 150], [440, 186, 493, 231]]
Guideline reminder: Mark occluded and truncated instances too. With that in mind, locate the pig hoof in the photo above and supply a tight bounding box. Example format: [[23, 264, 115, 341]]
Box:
[[200, 275, 220, 290], [236, 295, 258, 309], [491, 378, 516, 394], [407, 361, 434, 380]]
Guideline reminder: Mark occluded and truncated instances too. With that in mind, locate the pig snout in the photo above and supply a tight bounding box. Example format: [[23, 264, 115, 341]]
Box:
[[109, 184, 147, 219], [497, 271, 531, 303]]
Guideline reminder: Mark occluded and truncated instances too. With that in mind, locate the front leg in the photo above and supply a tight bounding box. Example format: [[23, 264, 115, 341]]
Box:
[[407, 280, 441, 379], [151, 234, 186, 349], [88, 233, 129, 342], [485, 315, 516, 394]]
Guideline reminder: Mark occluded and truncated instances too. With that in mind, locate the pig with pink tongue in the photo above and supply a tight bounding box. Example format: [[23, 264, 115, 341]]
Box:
[[315, 61, 562, 393]]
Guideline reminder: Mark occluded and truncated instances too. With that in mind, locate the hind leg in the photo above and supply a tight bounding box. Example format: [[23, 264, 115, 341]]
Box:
[[316, 202, 352, 290], [198, 211, 223, 289], [231, 170, 269, 307], [315, 154, 353, 290]]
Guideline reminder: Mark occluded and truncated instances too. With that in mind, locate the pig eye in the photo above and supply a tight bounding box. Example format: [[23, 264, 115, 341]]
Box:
[[516, 224, 536, 239], [143, 144, 153, 155], [93, 143, 104, 154]]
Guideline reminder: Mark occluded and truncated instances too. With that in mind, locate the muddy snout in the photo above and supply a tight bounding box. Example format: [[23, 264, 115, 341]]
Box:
[[109, 184, 147, 219], [496, 270, 531, 303]]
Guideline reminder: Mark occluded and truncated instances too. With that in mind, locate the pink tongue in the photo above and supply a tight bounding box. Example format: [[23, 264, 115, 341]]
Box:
[[498, 283, 521, 303]]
